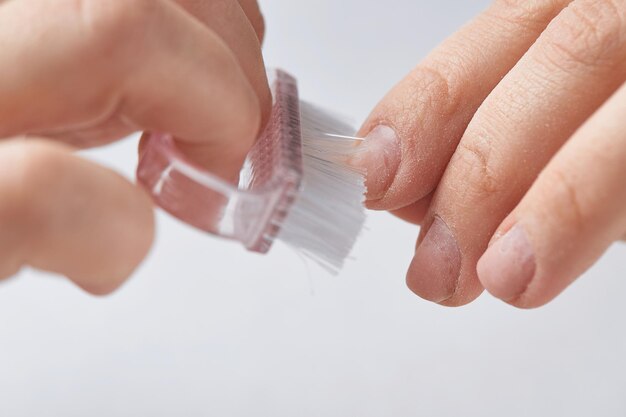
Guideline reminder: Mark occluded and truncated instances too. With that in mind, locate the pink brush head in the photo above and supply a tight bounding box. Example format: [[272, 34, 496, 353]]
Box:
[[137, 69, 366, 273]]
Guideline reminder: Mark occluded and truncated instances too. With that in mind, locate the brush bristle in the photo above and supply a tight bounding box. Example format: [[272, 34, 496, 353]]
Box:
[[137, 70, 366, 273], [274, 101, 367, 274]]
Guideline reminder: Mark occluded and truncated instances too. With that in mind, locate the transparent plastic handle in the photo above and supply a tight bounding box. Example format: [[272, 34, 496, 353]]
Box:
[[137, 69, 304, 253]]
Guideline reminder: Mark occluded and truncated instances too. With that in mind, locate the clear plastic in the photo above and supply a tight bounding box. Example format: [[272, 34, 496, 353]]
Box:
[[137, 70, 306, 253]]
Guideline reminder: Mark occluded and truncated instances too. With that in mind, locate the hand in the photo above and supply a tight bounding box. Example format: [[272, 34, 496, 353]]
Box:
[[355, 0, 626, 308], [0, 0, 269, 294]]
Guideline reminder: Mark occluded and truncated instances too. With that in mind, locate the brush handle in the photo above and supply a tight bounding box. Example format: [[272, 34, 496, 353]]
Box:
[[136, 69, 303, 253]]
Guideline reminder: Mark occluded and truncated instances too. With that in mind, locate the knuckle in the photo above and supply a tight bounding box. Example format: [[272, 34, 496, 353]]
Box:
[[451, 131, 502, 201], [404, 64, 463, 117], [367, 59, 468, 137], [489, 0, 571, 27], [540, 0, 626, 68], [407, 66, 452, 100], [540, 167, 586, 234]]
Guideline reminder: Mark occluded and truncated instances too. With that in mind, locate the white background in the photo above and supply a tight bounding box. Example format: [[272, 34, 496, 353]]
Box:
[[1, 1, 625, 416]]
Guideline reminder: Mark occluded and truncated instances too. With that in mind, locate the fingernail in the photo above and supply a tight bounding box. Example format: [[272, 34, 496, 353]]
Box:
[[352, 125, 401, 201], [477, 224, 536, 301], [407, 217, 461, 303]]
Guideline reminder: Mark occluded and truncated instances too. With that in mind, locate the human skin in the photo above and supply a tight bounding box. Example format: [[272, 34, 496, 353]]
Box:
[[0, 0, 270, 294], [354, 0, 626, 308]]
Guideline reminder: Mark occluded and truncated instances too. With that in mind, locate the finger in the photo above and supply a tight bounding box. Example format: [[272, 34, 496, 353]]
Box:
[[0, 0, 261, 180], [18, 0, 272, 146], [478, 81, 626, 308], [353, 0, 572, 209], [236, 0, 266, 42], [390, 194, 432, 225], [0, 138, 154, 295], [411, 0, 626, 305], [174, 0, 271, 119]]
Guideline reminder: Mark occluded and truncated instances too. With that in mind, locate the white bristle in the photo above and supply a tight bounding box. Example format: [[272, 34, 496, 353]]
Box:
[[275, 101, 367, 274]]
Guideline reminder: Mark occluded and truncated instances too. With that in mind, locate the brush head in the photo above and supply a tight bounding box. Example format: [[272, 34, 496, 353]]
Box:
[[137, 69, 366, 273]]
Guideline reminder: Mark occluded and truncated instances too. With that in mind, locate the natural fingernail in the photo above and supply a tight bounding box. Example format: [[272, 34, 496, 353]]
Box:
[[352, 125, 401, 201], [407, 216, 461, 303], [477, 224, 536, 301]]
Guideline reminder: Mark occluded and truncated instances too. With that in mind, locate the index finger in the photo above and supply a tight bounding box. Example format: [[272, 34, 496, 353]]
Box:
[[354, 0, 572, 212], [175, 0, 271, 120], [0, 0, 261, 180]]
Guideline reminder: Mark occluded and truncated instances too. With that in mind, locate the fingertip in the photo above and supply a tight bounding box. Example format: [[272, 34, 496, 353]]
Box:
[[405, 217, 462, 304], [72, 203, 154, 296], [477, 224, 537, 303], [73, 180, 156, 297], [71, 273, 129, 297], [10, 139, 157, 295], [405, 262, 454, 304], [171, 72, 262, 182]]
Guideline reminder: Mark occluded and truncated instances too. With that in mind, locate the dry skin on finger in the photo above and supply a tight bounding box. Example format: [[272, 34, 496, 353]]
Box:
[[354, 0, 573, 211], [406, 0, 626, 306], [479, 81, 626, 308]]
